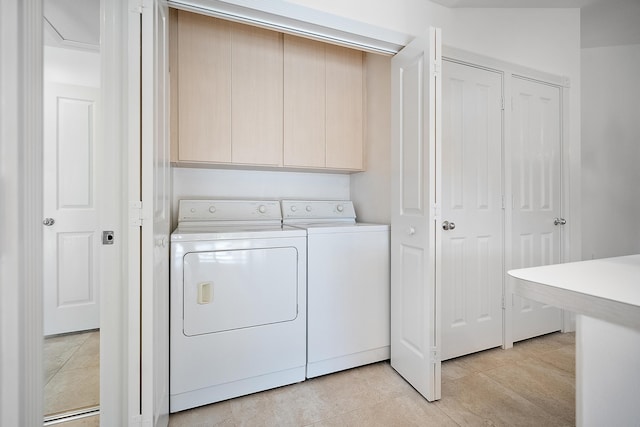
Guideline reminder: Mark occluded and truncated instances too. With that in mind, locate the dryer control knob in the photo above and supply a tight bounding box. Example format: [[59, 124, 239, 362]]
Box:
[[290, 206, 297, 212], [258, 205, 267, 214], [336, 204, 344, 212], [190, 208, 196, 213], [306, 205, 312, 212], [208, 206, 216, 213]]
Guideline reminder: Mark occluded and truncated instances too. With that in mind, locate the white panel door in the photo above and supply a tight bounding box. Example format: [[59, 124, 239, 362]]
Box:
[[390, 27, 442, 402], [511, 77, 563, 342], [43, 83, 100, 336], [440, 61, 503, 360], [141, 0, 170, 425]]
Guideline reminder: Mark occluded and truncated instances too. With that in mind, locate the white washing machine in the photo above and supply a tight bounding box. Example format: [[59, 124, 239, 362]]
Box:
[[170, 200, 307, 412], [282, 200, 390, 378]]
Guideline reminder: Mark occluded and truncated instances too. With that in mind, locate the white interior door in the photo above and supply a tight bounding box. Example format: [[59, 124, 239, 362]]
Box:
[[141, 0, 170, 425], [510, 77, 563, 342], [390, 27, 442, 402], [43, 83, 101, 336], [440, 60, 503, 360]]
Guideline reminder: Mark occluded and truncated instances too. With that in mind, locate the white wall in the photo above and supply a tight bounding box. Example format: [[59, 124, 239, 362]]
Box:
[[286, 0, 452, 38], [44, 46, 100, 86], [171, 168, 350, 227], [581, 44, 640, 259], [351, 53, 391, 224]]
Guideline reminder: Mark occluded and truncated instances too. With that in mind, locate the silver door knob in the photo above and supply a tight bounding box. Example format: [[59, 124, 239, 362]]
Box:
[[43, 218, 55, 226], [553, 217, 567, 226], [442, 221, 456, 231]]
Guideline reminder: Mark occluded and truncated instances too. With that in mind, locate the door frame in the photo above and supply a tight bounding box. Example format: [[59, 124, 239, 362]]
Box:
[[1, 0, 127, 424], [0, 0, 44, 425], [442, 46, 577, 348]]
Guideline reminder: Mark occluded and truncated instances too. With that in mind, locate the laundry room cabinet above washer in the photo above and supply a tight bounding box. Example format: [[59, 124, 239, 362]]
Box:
[[283, 35, 364, 170], [170, 10, 283, 167], [169, 9, 365, 172]]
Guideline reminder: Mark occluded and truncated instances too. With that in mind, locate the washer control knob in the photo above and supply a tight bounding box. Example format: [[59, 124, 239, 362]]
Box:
[[208, 206, 216, 213], [336, 204, 344, 212], [290, 205, 297, 212], [190, 208, 196, 213], [306, 205, 312, 212], [258, 205, 267, 214]]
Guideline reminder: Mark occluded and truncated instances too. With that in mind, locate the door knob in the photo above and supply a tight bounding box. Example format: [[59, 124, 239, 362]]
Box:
[[442, 221, 455, 231], [553, 217, 567, 226], [43, 218, 55, 226]]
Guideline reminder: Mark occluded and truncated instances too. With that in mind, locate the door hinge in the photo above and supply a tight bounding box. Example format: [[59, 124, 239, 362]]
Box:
[[501, 97, 505, 111], [431, 203, 440, 221], [502, 295, 506, 309], [431, 60, 441, 78], [430, 346, 440, 364], [129, 201, 143, 226], [501, 195, 505, 210], [129, 0, 143, 14]]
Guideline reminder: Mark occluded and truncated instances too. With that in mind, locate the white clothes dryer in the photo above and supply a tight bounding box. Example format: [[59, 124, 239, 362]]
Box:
[[282, 200, 390, 378], [170, 200, 307, 412]]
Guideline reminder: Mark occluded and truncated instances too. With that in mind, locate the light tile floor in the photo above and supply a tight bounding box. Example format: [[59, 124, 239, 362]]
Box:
[[44, 330, 100, 418], [169, 332, 576, 427]]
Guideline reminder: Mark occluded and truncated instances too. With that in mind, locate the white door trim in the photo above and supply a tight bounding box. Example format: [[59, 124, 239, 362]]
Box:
[[0, 0, 44, 425]]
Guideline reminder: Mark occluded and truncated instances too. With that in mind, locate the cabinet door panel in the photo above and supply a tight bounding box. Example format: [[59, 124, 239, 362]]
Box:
[[169, 8, 178, 162], [326, 45, 363, 170], [284, 35, 326, 168], [177, 11, 231, 162], [231, 23, 283, 166]]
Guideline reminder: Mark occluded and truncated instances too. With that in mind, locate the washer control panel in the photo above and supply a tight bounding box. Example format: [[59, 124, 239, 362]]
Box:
[[281, 200, 356, 221], [178, 200, 281, 222]]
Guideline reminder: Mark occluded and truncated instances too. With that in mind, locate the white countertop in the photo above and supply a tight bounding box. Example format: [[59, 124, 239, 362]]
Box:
[[508, 255, 640, 330]]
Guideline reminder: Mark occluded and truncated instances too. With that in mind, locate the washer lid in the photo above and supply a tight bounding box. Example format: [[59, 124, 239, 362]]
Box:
[[293, 222, 390, 234]]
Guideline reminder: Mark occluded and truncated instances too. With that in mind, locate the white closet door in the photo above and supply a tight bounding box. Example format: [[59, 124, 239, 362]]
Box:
[[390, 27, 442, 402], [440, 60, 503, 360], [43, 83, 101, 336], [510, 77, 563, 342]]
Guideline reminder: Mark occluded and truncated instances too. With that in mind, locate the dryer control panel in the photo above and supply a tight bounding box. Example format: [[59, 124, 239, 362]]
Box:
[[178, 200, 282, 223]]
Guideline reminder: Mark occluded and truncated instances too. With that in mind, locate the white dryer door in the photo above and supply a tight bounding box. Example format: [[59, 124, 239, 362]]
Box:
[[183, 247, 299, 336]]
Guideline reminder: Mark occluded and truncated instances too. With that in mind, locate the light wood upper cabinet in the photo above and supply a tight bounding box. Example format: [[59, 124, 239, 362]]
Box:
[[177, 11, 231, 163], [326, 44, 364, 170], [231, 22, 283, 166], [172, 11, 283, 166], [283, 35, 363, 170], [170, 10, 364, 171], [283, 35, 326, 168]]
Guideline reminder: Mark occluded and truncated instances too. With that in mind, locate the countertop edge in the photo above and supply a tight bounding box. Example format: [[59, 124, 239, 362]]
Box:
[[510, 276, 640, 331]]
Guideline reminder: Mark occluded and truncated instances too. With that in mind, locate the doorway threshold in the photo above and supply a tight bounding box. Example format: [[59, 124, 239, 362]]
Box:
[[43, 406, 99, 426]]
